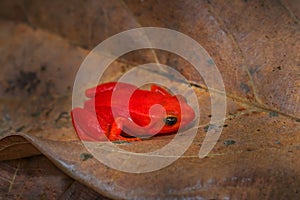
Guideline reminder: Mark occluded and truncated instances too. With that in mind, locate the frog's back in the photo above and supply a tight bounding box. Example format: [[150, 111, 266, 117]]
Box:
[[84, 82, 173, 127]]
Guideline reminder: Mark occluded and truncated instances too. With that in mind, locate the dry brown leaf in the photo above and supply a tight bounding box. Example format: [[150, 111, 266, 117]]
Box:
[[0, 0, 299, 199], [0, 155, 109, 199]]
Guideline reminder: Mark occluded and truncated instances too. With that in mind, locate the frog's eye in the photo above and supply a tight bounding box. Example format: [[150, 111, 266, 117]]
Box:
[[163, 116, 178, 126]]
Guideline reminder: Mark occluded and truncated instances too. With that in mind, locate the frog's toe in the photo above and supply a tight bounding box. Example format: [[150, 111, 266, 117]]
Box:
[[109, 134, 141, 142]]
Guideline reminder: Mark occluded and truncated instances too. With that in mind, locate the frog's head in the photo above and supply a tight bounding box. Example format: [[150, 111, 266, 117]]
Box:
[[155, 95, 195, 134]]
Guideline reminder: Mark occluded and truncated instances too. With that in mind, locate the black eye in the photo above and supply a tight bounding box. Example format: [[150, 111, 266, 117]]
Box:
[[163, 116, 178, 126]]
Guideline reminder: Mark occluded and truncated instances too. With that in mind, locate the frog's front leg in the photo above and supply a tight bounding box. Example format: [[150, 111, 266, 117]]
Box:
[[71, 108, 108, 141], [108, 117, 141, 142]]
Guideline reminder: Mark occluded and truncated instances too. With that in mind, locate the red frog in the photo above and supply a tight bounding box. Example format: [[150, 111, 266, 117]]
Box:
[[71, 82, 195, 142]]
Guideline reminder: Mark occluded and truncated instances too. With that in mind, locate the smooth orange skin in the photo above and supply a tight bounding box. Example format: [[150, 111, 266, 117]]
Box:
[[71, 82, 195, 141]]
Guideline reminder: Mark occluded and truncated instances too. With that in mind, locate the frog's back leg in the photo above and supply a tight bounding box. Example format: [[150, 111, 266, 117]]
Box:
[[71, 108, 108, 141]]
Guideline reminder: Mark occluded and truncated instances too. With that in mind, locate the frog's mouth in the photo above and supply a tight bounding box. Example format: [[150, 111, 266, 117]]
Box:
[[121, 112, 195, 139]]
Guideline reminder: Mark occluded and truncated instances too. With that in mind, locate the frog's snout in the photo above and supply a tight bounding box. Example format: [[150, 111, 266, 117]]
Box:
[[181, 103, 195, 125]]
